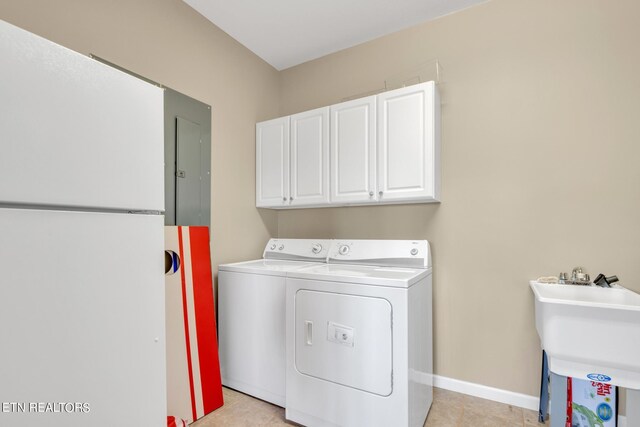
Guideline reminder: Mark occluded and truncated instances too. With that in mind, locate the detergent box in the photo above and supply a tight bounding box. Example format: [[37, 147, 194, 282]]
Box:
[[568, 377, 617, 427]]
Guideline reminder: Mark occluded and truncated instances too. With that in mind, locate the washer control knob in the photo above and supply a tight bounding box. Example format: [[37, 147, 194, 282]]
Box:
[[279, 245, 284, 250], [339, 245, 350, 255], [312, 243, 323, 254], [270, 243, 276, 250], [410, 248, 419, 256]]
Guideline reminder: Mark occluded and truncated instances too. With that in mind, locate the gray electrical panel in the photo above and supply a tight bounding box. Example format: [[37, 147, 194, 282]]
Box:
[[164, 88, 211, 227]]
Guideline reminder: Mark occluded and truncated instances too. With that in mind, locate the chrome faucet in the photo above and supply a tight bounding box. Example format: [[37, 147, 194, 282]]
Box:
[[569, 267, 590, 284]]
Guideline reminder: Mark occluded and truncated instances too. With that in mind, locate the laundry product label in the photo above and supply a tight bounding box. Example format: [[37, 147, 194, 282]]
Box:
[[567, 377, 617, 427]]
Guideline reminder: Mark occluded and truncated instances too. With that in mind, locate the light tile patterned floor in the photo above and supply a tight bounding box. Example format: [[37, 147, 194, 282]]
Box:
[[191, 387, 549, 426]]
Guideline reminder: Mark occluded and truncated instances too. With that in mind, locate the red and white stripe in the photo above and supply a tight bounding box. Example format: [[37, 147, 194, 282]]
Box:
[[166, 226, 223, 423]]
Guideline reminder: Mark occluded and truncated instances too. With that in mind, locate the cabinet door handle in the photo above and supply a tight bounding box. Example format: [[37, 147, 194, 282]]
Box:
[[290, 197, 293, 201], [283, 197, 287, 202], [369, 191, 374, 197], [379, 191, 383, 196]]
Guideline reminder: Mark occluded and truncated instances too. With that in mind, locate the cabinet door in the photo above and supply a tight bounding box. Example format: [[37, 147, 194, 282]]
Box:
[[377, 82, 440, 202], [256, 117, 290, 207], [290, 107, 330, 206], [330, 96, 377, 204]]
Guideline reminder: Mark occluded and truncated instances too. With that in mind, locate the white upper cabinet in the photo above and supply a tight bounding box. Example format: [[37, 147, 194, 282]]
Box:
[[256, 81, 440, 209], [377, 81, 440, 203], [330, 96, 377, 204], [290, 107, 330, 206], [256, 117, 290, 207]]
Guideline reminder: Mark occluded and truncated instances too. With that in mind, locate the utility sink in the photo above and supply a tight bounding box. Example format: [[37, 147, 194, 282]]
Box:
[[530, 281, 640, 389]]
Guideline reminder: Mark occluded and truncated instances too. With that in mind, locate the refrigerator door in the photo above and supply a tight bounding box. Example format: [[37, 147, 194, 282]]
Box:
[[0, 208, 166, 427], [0, 20, 163, 212]]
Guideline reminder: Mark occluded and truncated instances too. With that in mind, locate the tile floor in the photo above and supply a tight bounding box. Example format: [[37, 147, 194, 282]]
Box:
[[191, 387, 549, 426]]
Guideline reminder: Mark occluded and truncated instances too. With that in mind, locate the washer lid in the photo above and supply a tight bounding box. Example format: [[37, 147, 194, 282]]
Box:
[[287, 263, 431, 288], [218, 259, 320, 276]]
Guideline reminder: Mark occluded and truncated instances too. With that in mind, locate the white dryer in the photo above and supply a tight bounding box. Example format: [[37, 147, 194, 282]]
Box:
[[285, 240, 433, 427], [218, 239, 330, 406]]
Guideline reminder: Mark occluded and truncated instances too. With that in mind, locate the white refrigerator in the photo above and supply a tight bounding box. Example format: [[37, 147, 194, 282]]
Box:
[[0, 20, 166, 426]]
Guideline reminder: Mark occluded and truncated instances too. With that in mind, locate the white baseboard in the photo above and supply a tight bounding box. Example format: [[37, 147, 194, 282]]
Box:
[[618, 415, 626, 427], [433, 375, 539, 411]]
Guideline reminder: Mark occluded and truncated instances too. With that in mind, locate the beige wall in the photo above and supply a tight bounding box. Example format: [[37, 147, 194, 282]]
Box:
[[3, 0, 639, 402], [0, 0, 280, 272], [278, 0, 640, 397]]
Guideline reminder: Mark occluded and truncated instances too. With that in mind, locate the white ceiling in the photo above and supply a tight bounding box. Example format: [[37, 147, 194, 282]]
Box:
[[183, 0, 487, 70]]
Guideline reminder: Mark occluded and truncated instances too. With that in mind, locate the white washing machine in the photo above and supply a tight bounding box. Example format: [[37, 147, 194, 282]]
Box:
[[218, 238, 330, 406], [285, 240, 433, 427]]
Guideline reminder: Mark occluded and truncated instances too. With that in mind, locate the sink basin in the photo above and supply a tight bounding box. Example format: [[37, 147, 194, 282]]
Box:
[[530, 281, 640, 389]]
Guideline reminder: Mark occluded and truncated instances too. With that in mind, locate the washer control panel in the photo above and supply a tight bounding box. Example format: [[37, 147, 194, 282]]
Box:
[[263, 239, 331, 261]]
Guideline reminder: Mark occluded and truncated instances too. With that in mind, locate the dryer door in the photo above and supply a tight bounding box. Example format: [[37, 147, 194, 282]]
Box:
[[295, 289, 392, 396]]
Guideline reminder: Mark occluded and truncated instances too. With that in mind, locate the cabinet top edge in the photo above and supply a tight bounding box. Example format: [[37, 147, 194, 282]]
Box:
[[259, 80, 438, 125]]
